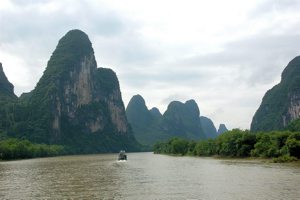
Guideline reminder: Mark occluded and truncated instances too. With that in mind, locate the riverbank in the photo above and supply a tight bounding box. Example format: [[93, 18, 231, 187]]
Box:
[[153, 129, 300, 163], [0, 138, 66, 161], [0, 137, 150, 161], [156, 151, 300, 163]]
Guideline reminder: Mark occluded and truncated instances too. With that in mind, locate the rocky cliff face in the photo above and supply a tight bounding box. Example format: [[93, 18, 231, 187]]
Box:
[[285, 93, 300, 126], [251, 56, 300, 131], [0, 63, 17, 102], [3, 30, 138, 152]]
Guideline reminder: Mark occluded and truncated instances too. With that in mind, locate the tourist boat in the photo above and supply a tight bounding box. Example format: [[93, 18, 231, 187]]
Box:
[[118, 150, 127, 161]]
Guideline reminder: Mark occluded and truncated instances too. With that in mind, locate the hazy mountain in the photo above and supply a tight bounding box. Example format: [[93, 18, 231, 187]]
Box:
[[200, 116, 217, 138], [217, 124, 228, 134], [126, 95, 223, 145], [161, 100, 205, 140], [149, 107, 162, 119], [125, 95, 164, 145], [126, 95, 156, 136]]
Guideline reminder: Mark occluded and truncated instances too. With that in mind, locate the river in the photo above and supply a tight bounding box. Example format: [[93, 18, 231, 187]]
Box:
[[0, 152, 299, 199]]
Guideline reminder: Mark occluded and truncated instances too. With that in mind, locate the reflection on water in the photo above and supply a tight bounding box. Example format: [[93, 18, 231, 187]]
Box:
[[0, 153, 299, 199]]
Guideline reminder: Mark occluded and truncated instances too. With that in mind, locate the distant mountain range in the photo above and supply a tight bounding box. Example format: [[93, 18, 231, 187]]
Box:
[[126, 95, 228, 146], [0, 29, 232, 151]]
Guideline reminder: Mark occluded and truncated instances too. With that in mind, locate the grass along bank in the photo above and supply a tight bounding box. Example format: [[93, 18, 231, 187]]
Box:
[[0, 138, 66, 160], [153, 129, 300, 162]]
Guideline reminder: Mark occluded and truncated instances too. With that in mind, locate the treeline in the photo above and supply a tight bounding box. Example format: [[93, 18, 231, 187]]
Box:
[[0, 138, 66, 160], [153, 129, 300, 162]]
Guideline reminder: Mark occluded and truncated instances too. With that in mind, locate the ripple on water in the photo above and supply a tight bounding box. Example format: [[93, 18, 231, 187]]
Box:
[[0, 153, 299, 199]]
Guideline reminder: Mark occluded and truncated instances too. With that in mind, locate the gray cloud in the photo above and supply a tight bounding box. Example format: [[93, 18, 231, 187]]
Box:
[[119, 32, 300, 129], [250, 0, 300, 17], [0, 0, 156, 94], [178, 34, 300, 86], [1, 0, 300, 130], [0, 1, 126, 43]]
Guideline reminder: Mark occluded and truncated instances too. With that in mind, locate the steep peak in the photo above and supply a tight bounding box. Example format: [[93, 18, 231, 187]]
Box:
[[0, 62, 16, 99], [162, 99, 205, 140], [31, 30, 98, 108], [66, 29, 88, 36], [166, 99, 200, 116], [47, 29, 95, 72], [126, 94, 153, 136], [167, 101, 184, 109], [164, 99, 199, 120], [0, 63, 14, 88], [58, 29, 92, 51], [59, 29, 92, 50], [149, 107, 162, 118], [281, 56, 300, 81], [126, 94, 150, 119], [185, 99, 200, 116], [218, 124, 228, 134], [185, 99, 197, 105], [129, 94, 146, 106]]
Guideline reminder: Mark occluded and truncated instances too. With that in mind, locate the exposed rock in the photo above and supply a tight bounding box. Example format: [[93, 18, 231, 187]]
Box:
[[73, 55, 94, 106], [286, 94, 300, 125], [108, 101, 128, 133], [89, 117, 103, 133], [251, 56, 300, 131], [3, 30, 138, 152]]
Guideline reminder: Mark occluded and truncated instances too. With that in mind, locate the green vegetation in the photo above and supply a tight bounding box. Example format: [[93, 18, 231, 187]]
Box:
[[251, 56, 300, 132], [0, 29, 141, 155], [126, 96, 213, 146], [154, 129, 300, 162], [286, 118, 300, 132], [0, 138, 66, 160]]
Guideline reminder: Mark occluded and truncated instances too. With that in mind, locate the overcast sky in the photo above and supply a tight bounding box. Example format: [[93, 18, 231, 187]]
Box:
[[1, 0, 300, 130]]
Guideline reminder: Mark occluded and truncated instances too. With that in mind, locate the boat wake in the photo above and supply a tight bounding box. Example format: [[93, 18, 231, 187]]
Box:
[[117, 160, 127, 163]]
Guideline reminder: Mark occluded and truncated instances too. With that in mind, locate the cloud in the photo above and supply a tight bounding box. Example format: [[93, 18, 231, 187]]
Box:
[[1, 0, 300, 130], [0, 1, 128, 43], [250, 0, 300, 17], [0, 0, 155, 93], [120, 32, 300, 129], [177, 34, 300, 85]]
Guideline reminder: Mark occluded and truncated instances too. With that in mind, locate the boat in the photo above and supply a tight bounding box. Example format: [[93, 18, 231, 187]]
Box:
[[118, 150, 127, 161]]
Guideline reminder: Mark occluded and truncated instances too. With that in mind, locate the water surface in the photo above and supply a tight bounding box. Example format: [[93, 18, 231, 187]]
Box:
[[0, 152, 299, 199]]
